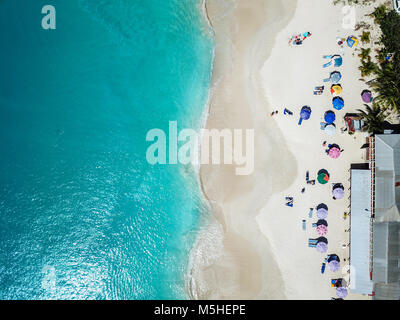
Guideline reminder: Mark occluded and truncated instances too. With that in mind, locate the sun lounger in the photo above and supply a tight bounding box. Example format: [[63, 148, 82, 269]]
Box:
[[302, 219, 306, 231], [321, 263, 326, 274], [284, 108, 293, 115], [285, 202, 293, 207], [307, 180, 315, 185], [309, 208, 313, 218], [306, 171, 309, 182], [308, 239, 318, 247]]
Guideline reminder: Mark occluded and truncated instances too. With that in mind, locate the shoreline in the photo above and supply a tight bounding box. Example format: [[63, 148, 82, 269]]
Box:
[[190, 0, 386, 300], [189, 0, 298, 299]]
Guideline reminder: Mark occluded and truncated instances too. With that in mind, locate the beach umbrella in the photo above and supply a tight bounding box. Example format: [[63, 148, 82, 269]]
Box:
[[329, 147, 341, 159], [347, 36, 358, 48], [316, 219, 328, 227], [324, 111, 336, 124], [324, 124, 336, 136], [329, 260, 340, 272], [327, 254, 340, 263], [333, 55, 343, 67], [317, 208, 328, 219], [298, 106, 312, 125], [330, 71, 342, 84], [333, 187, 345, 199], [336, 287, 348, 298], [333, 183, 344, 190], [361, 89, 372, 103], [317, 236, 328, 244], [330, 84, 343, 95], [316, 224, 328, 236], [318, 172, 330, 184], [316, 203, 328, 210], [332, 96, 344, 110], [316, 242, 328, 253]]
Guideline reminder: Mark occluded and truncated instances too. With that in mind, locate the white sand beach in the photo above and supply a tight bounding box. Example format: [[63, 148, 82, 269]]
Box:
[[190, 0, 385, 300]]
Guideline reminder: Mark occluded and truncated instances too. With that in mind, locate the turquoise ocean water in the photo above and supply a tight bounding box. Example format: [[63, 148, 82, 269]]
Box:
[[0, 0, 213, 299]]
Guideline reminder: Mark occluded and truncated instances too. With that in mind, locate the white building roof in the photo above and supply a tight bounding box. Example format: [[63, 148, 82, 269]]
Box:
[[350, 169, 373, 295]]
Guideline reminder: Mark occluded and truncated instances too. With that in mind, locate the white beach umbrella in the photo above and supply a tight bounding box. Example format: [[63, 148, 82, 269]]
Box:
[[324, 124, 336, 136]]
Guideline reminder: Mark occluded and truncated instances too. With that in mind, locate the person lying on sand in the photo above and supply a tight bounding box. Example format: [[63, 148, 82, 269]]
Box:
[[289, 32, 312, 46]]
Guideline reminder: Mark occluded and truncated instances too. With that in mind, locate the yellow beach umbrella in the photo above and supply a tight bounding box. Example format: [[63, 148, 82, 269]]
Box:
[[330, 84, 343, 95]]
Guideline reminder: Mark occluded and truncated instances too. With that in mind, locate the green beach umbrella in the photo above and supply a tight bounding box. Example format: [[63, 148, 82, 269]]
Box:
[[318, 172, 329, 184]]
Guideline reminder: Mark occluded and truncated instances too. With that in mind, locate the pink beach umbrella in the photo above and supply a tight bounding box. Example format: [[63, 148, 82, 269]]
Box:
[[316, 224, 328, 236], [329, 260, 340, 272], [329, 147, 341, 159], [316, 242, 328, 253]]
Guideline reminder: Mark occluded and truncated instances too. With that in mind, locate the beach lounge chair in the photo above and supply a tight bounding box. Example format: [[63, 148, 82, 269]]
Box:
[[286, 202, 293, 207], [309, 208, 313, 218], [307, 180, 315, 185], [306, 171, 309, 182], [302, 219, 306, 231], [308, 239, 318, 247], [321, 263, 326, 274], [284, 108, 293, 115]]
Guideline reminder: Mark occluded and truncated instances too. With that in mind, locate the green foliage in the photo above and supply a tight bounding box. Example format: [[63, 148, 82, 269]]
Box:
[[357, 104, 387, 135], [372, 5, 387, 24], [358, 48, 371, 61], [371, 10, 400, 113], [361, 31, 370, 43], [379, 10, 400, 53], [371, 63, 400, 112], [359, 58, 377, 77]]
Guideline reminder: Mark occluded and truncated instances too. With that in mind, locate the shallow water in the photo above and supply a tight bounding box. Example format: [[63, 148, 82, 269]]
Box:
[[0, 0, 213, 299]]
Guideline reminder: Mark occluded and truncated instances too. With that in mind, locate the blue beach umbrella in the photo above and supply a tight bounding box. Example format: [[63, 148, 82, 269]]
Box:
[[324, 71, 342, 84], [333, 55, 343, 67], [298, 106, 312, 125], [322, 55, 343, 68], [332, 96, 344, 110], [324, 110, 336, 124], [347, 36, 358, 48]]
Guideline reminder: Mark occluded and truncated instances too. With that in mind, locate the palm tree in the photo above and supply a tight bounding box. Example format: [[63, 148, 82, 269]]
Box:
[[358, 48, 371, 61], [357, 104, 386, 135], [361, 31, 370, 44], [370, 63, 400, 112], [359, 59, 377, 77]]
